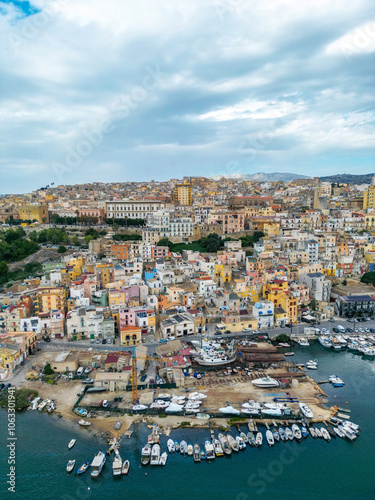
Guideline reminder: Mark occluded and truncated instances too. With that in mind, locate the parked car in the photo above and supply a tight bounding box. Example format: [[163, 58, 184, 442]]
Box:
[[243, 328, 252, 333], [101, 339, 107, 344], [346, 328, 353, 333], [332, 327, 340, 333], [3, 383, 11, 391], [140, 374, 147, 382], [90, 339, 95, 344], [167, 336, 176, 341], [95, 339, 100, 344], [225, 330, 231, 334], [101, 400, 109, 408], [159, 338, 167, 343], [370, 328, 375, 333]]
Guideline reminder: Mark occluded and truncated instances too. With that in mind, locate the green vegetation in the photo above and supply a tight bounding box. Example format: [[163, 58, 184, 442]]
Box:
[[112, 233, 142, 241], [0, 228, 39, 262], [275, 333, 290, 343], [0, 261, 43, 287], [158, 233, 225, 253], [43, 364, 54, 376], [240, 231, 265, 247], [105, 218, 145, 227], [58, 245, 67, 253], [0, 388, 38, 411], [360, 272, 375, 286]]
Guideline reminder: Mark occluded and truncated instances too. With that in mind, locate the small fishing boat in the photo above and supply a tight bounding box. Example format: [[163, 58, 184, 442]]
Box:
[[122, 460, 130, 475], [272, 428, 280, 442], [68, 439, 76, 449], [247, 431, 255, 446], [240, 431, 248, 443], [66, 460, 75, 473], [200, 450, 207, 460], [78, 419, 91, 427], [193, 444, 201, 462], [141, 444, 152, 465], [174, 441, 180, 452], [255, 432, 263, 447], [213, 439, 224, 456], [187, 444, 193, 456], [301, 426, 308, 438], [180, 441, 188, 455], [236, 435, 246, 450], [266, 430, 274, 446], [205, 440, 216, 459], [315, 428, 322, 438], [333, 426, 345, 438], [292, 424, 302, 441], [90, 451, 106, 478], [218, 433, 232, 455], [227, 435, 239, 452], [167, 439, 175, 453], [112, 451, 122, 476], [285, 427, 294, 441], [327, 426, 336, 439], [321, 428, 331, 441], [159, 452, 168, 466], [278, 427, 286, 441], [76, 462, 90, 475], [309, 427, 317, 438]]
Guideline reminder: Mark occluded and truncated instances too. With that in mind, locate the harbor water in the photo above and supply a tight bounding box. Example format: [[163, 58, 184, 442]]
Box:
[[1, 343, 374, 500]]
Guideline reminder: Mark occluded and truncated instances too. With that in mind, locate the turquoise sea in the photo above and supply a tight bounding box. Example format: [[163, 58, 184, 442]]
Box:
[[1, 344, 375, 500]]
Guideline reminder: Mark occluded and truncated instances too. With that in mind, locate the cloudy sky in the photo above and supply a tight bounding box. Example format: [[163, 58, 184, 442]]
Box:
[[1, 0, 375, 193]]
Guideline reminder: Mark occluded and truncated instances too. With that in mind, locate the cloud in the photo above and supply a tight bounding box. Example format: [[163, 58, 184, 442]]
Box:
[[0, 0, 375, 192]]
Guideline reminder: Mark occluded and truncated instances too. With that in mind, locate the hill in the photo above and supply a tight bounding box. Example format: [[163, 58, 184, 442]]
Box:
[[319, 173, 374, 184]]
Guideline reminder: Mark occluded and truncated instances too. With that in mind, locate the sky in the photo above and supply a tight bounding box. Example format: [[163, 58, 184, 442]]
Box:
[[1, 0, 375, 193]]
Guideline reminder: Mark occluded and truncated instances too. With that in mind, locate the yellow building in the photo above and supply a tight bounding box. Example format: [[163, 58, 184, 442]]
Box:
[[34, 286, 68, 314], [18, 204, 49, 223], [108, 289, 126, 308], [120, 325, 142, 346], [364, 185, 375, 209], [174, 181, 192, 205]]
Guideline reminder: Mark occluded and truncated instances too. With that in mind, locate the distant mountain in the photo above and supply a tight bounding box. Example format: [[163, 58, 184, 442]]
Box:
[[211, 172, 310, 182], [319, 173, 374, 184]]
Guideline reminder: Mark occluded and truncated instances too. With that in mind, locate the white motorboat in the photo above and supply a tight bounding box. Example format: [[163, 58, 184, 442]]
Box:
[[227, 435, 239, 452], [340, 426, 357, 440], [204, 440, 215, 459], [218, 433, 232, 455], [213, 439, 224, 456], [193, 444, 201, 462], [279, 427, 286, 441], [90, 451, 106, 477], [309, 427, 317, 438], [255, 432, 263, 446], [78, 419, 91, 427], [68, 439, 76, 449], [167, 439, 175, 453], [266, 430, 274, 446], [156, 393, 171, 399], [261, 407, 284, 417], [150, 444, 161, 465], [219, 405, 240, 415], [306, 360, 318, 369], [235, 436, 246, 450], [121, 460, 130, 475], [180, 441, 188, 455], [320, 427, 330, 441], [285, 427, 294, 440], [141, 444, 152, 465], [159, 452, 168, 466], [112, 451, 122, 476], [187, 444, 193, 456], [66, 459, 75, 473], [132, 404, 148, 411], [333, 426, 345, 438], [188, 392, 207, 400], [165, 403, 184, 413], [315, 428, 322, 438], [292, 424, 302, 441], [252, 376, 279, 388], [299, 402, 313, 419]]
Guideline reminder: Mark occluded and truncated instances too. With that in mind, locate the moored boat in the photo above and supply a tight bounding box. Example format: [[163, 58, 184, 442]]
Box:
[[227, 435, 239, 452], [255, 432, 263, 447], [205, 440, 215, 459], [122, 460, 130, 475], [187, 444, 193, 456], [193, 444, 201, 462], [159, 452, 168, 466], [180, 441, 188, 455], [66, 460, 75, 473], [320, 428, 331, 441], [90, 451, 106, 478], [68, 439, 76, 449], [285, 427, 294, 440], [266, 430, 274, 446], [279, 427, 286, 441], [167, 439, 175, 453], [292, 424, 302, 441], [76, 462, 90, 475], [218, 433, 232, 455], [112, 452, 122, 476], [150, 444, 161, 465], [213, 439, 224, 456], [141, 444, 152, 465], [235, 435, 246, 450]]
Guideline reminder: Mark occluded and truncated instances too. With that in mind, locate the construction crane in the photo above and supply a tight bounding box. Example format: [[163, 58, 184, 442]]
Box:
[[124, 346, 165, 404]]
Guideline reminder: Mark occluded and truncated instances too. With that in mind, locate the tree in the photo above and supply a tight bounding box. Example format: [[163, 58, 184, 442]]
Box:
[[360, 272, 375, 286], [0, 261, 8, 275], [157, 238, 174, 249], [342, 279, 347, 286], [43, 363, 54, 375], [58, 245, 67, 253]]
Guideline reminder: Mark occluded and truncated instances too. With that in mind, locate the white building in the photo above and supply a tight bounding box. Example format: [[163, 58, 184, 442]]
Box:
[[105, 200, 165, 219], [252, 301, 274, 329]]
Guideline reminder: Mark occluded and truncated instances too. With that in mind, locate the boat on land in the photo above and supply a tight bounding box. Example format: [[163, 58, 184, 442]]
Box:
[[122, 460, 130, 475], [78, 419, 91, 427], [150, 444, 161, 465], [114, 420, 122, 430], [285, 427, 294, 440], [227, 435, 239, 452], [196, 413, 210, 420], [167, 439, 175, 453], [66, 460, 75, 473], [141, 444, 152, 465], [321, 428, 331, 441], [205, 440, 215, 459], [159, 452, 168, 466], [193, 444, 201, 462], [252, 376, 279, 388], [90, 451, 106, 478], [255, 432, 263, 447], [68, 439, 76, 449], [112, 452, 122, 476], [180, 441, 188, 455], [76, 462, 90, 475], [219, 405, 240, 415], [299, 402, 314, 419], [266, 430, 274, 446]]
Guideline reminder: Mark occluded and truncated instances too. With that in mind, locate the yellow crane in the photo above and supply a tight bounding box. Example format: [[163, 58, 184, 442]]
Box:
[[126, 347, 165, 404]]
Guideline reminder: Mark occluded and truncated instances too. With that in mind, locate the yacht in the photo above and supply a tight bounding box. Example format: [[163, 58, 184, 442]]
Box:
[[266, 430, 274, 446], [150, 444, 161, 465], [204, 440, 215, 459], [141, 444, 152, 465], [112, 451, 122, 476], [90, 451, 106, 478], [252, 376, 279, 388], [299, 402, 314, 419], [219, 405, 240, 415]]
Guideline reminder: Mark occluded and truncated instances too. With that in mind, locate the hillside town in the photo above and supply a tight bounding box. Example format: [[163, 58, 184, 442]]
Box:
[[1, 175, 375, 423]]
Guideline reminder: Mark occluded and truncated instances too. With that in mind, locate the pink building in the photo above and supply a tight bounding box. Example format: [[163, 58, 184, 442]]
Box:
[[151, 245, 171, 259], [119, 308, 136, 330], [78, 208, 105, 224]]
